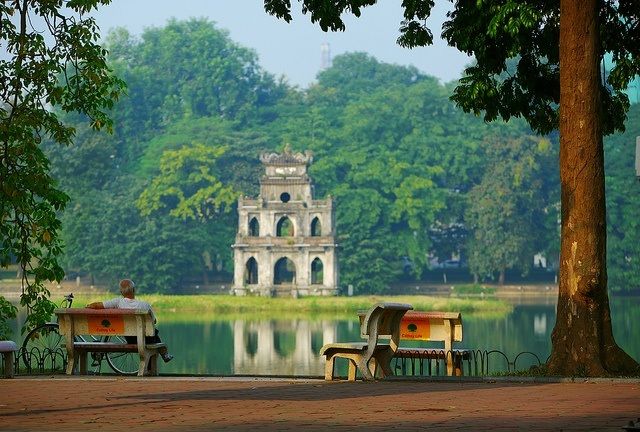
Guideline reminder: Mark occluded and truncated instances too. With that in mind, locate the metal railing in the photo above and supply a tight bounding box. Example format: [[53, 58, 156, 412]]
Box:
[[12, 346, 68, 375], [393, 349, 545, 377], [3, 346, 546, 377]]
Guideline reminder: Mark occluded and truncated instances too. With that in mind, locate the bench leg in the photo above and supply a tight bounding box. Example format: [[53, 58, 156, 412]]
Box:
[[324, 356, 336, 381], [357, 358, 376, 381], [137, 355, 147, 377], [3, 352, 14, 378], [347, 360, 358, 381], [368, 357, 378, 378], [148, 353, 158, 376], [66, 352, 77, 375], [374, 350, 395, 378]]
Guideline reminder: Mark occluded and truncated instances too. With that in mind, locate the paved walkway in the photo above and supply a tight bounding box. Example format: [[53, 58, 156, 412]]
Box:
[[1, 376, 639, 431]]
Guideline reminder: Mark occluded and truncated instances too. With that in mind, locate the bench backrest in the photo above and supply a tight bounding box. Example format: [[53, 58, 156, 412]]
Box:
[[358, 309, 463, 354], [358, 303, 413, 352], [399, 311, 463, 342], [55, 308, 155, 338]]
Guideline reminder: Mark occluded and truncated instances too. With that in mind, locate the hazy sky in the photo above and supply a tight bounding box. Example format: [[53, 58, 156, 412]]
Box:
[[91, 1, 472, 88]]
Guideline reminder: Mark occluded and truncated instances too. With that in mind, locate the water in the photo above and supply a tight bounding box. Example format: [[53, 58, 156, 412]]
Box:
[[12, 296, 640, 376]]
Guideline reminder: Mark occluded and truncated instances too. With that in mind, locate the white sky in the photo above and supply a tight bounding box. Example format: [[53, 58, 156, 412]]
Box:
[[91, 1, 472, 88]]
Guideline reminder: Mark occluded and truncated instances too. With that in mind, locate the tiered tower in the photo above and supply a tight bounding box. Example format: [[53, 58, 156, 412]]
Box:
[[231, 147, 338, 297]]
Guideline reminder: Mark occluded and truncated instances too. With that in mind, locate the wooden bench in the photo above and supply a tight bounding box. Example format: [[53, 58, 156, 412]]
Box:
[[0, 341, 18, 378], [55, 308, 165, 377], [394, 311, 470, 376], [320, 302, 413, 381]]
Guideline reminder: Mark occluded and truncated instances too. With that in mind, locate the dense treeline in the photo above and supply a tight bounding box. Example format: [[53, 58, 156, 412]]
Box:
[[46, 19, 639, 293]]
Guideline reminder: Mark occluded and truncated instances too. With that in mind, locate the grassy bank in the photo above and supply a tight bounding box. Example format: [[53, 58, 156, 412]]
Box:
[[69, 294, 512, 321]]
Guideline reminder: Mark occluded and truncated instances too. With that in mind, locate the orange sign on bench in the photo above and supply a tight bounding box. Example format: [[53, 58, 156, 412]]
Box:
[[88, 315, 125, 334], [400, 315, 431, 339]]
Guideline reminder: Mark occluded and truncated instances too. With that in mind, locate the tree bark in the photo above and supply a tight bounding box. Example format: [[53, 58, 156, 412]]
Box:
[[548, 0, 638, 376]]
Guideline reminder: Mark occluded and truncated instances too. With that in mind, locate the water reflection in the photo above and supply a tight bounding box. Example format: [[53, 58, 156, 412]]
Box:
[[233, 320, 335, 375], [533, 314, 547, 337]]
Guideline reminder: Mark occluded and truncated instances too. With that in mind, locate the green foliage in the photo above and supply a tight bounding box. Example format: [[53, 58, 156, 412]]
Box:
[[137, 144, 238, 220], [442, 1, 639, 136], [605, 104, 640, 291], [465, 134, 558, 282], [105, 19, 287, 144], [45, 19, 287, 292], [58, 176, 236, 292], [0, 1, 124, 331], [73, 293, 511, 316], [0, 298, 17, 340], [264, 0, 377, 32]]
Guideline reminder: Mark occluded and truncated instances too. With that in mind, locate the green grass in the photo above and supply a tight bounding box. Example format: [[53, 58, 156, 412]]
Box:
[[67, 293, 512, 321]]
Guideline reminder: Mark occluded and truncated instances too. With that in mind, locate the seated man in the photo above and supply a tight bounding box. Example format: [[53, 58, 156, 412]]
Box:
[[87, 278, 173, 363]]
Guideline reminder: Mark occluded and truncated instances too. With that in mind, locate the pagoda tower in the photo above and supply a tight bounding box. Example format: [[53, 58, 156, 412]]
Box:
[[231, 147, 338, 297]]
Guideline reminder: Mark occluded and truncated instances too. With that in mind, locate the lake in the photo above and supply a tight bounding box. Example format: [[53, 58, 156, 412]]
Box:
[[12, 295, 639, 376]]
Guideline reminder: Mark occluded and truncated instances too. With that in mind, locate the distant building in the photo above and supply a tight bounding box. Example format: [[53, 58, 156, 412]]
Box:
[[320, 43, 332, 71], [231, 146, 338, 297]]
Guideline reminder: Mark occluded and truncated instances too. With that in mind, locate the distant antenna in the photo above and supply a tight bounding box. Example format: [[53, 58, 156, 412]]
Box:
[[320, 43, 332, 70]]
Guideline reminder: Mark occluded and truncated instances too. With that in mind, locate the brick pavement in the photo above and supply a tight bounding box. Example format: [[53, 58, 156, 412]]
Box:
[[0, 377, 639, 431]]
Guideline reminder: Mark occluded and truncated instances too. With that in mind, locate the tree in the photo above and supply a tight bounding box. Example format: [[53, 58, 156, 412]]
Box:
[[137, 144, 238, 220], [264, 1, 640, 375], [282, 65, 461, 291], [105, 19, 288, 147], [605, 104, 640, 292], [466, 135, 554, 284], [0, 1, 124, 331]]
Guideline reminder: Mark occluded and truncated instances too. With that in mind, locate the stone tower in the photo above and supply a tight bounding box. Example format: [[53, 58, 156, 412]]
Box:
[[231, 147, 338, 297]]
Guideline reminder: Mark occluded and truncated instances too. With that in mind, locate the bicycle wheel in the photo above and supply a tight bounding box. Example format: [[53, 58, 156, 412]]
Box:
[[104, 336, 139, 375], [21, 323, 67, 373]]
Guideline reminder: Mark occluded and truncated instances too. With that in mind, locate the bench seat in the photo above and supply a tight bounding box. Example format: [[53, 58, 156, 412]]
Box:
[[0, 341, 18, 378]]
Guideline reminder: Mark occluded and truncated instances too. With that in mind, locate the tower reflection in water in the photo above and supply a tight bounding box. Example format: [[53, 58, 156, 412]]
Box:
[[233, 320, 337, 376]]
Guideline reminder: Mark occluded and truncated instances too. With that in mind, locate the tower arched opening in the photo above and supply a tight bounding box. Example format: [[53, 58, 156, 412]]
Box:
[[311, 257, 324, 284], [276, 216, 294, 237], [245, 257, 258, 285], [248, 217, 260, 236], [274, 257, 296, 284], [311, 217, 322, 236]]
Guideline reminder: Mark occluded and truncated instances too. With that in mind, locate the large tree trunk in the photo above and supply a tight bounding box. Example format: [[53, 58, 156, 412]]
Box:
[[548, 0, 638, 376]]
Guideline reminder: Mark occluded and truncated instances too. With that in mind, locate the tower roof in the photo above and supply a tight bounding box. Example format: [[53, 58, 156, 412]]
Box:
[[260, 144, 313, 166]]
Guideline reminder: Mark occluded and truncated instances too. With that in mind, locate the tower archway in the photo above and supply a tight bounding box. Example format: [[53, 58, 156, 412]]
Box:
[[311, 257, 324, 284], [248, 217, 259, 236], [276, 216, 294, 237], [245, 257, 258, 285], [274, 257, 296, 284], [311, 217, 322, 236]]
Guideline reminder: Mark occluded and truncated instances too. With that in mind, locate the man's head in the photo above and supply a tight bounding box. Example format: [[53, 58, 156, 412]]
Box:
[[119, 279, 135, 298]]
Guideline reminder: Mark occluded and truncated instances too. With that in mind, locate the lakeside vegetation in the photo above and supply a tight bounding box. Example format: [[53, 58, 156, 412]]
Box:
[[62, 294, 512, 320]]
